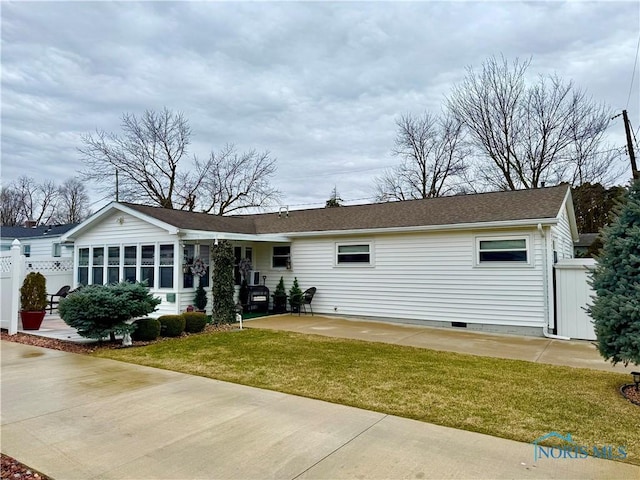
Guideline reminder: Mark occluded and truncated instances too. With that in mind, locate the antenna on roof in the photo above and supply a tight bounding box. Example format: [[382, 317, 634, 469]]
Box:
[[278, 206, 289, 218], [115, 168, 119, 202]]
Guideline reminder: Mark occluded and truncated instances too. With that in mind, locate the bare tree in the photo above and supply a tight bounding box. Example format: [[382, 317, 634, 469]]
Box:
[[447, 55, 620, 190], [0, 186, 24, 226], [199, 144, 281, 215], [375, 111, 468, 201], [78, 108, 279, 214], [12, 176, 58, 225], [56, 178, 91, 224], [79, 108, 198, 209]]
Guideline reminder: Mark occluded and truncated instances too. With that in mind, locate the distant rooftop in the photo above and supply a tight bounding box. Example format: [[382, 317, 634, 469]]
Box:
[[0, 224, 78, 240]]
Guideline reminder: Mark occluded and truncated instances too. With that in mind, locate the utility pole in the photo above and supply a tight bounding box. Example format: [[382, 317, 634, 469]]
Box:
[[622, 110, 639, 180]]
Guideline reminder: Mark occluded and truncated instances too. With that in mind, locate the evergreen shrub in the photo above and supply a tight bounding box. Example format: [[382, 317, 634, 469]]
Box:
[[131, 318, 161, 341], [183, 312, 208, 333], [158, 315, 186, 337]]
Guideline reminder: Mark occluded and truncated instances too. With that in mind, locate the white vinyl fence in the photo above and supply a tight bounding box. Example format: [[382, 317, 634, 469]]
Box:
[[555, 258, 597, 341], [1, 239, 73, 334]]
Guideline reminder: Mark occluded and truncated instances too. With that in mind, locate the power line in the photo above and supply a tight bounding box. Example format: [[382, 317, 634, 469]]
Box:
[[627, 33, 640, 109]]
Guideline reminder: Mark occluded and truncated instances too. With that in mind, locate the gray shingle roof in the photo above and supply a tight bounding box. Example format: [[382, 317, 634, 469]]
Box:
[[0, 224, 78, 239], [122, 185, 570, 235]]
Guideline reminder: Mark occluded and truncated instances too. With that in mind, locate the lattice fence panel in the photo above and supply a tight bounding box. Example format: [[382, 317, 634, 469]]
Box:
[[25, 258, 73, 273]]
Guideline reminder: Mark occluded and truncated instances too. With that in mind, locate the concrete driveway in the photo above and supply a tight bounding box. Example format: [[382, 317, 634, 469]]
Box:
[[245, 314, 632, 374], [2, 341, 638, 479]]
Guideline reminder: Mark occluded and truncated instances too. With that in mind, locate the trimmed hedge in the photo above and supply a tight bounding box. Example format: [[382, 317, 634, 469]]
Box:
[[131, 318, 161, 341], [183, 312, 208, 333], [158, 315, 185, 337]]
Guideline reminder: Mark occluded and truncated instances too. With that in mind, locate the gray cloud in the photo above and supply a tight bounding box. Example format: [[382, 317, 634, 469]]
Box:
[[2, 1, 638, 211]]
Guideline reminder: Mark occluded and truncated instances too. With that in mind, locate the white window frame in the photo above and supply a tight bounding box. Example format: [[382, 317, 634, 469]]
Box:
[[22, 244, 31, 257], [474, 235, 531, 267], [335, 241, 374, 267], [52, 243, 62, 257]]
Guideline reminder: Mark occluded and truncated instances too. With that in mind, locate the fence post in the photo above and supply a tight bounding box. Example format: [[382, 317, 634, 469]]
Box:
[[9, 239, 24, 335]]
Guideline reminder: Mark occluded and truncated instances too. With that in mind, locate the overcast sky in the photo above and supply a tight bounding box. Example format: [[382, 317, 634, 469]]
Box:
[[2, 1, 639, 212]]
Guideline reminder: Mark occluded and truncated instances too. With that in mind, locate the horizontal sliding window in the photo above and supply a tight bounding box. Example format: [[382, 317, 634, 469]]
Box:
[[336, 243, 371, 265], [477, 238, 528, 263]]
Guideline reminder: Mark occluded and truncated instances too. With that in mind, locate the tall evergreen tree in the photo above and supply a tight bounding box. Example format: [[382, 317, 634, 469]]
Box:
[[589, 180, 640, 366]]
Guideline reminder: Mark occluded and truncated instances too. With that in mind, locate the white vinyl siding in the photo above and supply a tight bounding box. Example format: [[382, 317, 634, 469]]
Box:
[[551, 206, 575, 261], [282, 229, 546, 328]]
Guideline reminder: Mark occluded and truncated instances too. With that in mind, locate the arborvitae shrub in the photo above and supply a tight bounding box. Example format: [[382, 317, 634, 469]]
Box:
[[183, 312, 208, 333], [212, 240, 236, 324], [131, 318, 161, 341], [20, 272, 47, 311], [158, 315, 185, 337]]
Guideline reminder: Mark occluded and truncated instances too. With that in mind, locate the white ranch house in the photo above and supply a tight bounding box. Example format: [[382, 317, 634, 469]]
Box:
[[59, 185, 584, 338]]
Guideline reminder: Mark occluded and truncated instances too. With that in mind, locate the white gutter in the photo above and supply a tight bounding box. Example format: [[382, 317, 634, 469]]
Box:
[[284, 217, 560, 238], [538, 223, 570, 340]]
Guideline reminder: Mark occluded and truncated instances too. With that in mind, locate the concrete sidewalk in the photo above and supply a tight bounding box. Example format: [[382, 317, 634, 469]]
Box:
[[245, 315, 632, 374], [1, 341, 638, 479]]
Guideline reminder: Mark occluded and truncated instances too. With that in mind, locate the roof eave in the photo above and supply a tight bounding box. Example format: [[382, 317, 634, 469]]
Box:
[[281, 218, 560, 238], [178, 229, 291, 242]]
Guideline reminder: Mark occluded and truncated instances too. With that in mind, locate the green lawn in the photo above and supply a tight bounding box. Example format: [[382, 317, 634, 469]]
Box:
[[94, 328, 640, 464]]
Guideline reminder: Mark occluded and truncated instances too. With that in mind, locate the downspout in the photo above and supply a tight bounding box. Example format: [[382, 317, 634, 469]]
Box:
[[538, 223, 570, 340]]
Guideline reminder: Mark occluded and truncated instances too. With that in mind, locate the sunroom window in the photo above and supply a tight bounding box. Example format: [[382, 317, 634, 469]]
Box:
[[141, 245, 155, 288], [159, 244, 174, 288], [123, 246, 137, 283], [78, 248, 89, 286], [107, 246, 120, 284], [92, 247, 104, 285]]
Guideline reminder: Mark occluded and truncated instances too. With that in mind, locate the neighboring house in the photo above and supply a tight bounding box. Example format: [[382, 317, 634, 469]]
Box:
[[61, 185, 578, 337], [573, 233, 599, 258], [1, 224, 77, 258]]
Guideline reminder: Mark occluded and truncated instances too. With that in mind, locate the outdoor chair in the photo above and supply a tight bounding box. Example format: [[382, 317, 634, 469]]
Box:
[[48, 285, 71, 313], [300, 287, 316, 315]]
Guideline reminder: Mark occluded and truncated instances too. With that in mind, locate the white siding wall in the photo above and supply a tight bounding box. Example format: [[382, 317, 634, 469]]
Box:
[[4, 237, 73, 258], [277, 228, 547, 328], [551, 206, 575, 261], [73, 211, 183, 316]]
